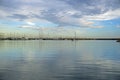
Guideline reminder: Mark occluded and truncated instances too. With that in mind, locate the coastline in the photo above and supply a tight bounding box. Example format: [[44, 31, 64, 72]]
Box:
[[0, 38, 120, 40]]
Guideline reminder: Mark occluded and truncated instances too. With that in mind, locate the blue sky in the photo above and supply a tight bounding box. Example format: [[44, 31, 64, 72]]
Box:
[[0, 0, 120, 38]]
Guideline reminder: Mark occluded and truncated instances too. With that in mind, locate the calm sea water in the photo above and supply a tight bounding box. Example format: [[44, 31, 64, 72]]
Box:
[[0, 40, 120, 80]]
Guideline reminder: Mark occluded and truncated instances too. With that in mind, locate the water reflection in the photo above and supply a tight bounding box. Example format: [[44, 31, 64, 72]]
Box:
[[0, 40, 120, 80]]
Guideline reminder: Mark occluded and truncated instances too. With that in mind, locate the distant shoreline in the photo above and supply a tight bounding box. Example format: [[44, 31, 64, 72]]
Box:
[[0, 38, 120, 40]]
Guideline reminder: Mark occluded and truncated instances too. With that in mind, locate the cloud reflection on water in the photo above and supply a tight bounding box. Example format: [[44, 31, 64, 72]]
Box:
[[0, 40, 120, 80]]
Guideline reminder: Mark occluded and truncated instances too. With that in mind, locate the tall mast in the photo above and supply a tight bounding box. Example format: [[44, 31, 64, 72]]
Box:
[[75, 31, 76, 40]]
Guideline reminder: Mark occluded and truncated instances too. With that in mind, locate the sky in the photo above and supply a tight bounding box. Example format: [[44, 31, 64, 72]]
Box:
[[0, 0, 120, 38]]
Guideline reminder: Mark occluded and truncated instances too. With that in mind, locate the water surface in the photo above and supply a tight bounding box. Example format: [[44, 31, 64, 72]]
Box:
[[0, 40, 120, 80]]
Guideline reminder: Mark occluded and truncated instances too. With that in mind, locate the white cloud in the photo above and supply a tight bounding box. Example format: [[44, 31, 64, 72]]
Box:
[[79, 19, 103, 28], [82, 9, 120, 21], [0, 0, 120, 29], [20, 25, 39, 30], [26, 22, 35, 25], [0, 10, 9, 18], [57, 14, 103, 28]]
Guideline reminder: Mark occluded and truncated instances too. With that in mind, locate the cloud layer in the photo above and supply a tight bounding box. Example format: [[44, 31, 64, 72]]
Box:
[[0, 0, 120, 28]]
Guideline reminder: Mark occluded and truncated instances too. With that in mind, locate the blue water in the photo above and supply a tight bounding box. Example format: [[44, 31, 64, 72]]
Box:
[[0, 40, 120, 80]]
